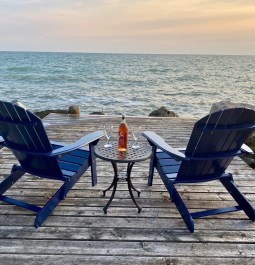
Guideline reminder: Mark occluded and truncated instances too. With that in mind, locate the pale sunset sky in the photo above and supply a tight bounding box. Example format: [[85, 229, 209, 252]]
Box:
[[0, 0, 255, 55]]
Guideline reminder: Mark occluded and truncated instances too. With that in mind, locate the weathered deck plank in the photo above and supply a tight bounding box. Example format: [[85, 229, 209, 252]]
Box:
[[0, 113, 255, 264]]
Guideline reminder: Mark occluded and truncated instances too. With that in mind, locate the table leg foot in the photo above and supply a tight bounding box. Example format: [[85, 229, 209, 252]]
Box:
[[130, 175, 141, 197], [102, 162, 118, 213], [127, 165, 142, 213]]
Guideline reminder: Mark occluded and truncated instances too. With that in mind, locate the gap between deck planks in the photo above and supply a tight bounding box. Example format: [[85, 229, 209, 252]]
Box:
[[0, 113, 255, 265]]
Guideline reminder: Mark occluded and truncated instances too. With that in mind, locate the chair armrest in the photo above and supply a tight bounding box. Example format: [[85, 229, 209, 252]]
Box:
[[142, 131, 186, 160], [48, 130, 104, 157], [240, 143, 254, 155], [50, 140, 90, 151]]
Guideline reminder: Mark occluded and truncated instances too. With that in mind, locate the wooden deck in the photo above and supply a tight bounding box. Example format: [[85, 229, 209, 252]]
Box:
[[0, 113, 255, 265]]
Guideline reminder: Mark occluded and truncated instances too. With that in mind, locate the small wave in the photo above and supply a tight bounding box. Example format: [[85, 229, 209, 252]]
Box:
[[148, 68, 170, 74], [175, 75, 200, 82], [7, 66, 33, 72]]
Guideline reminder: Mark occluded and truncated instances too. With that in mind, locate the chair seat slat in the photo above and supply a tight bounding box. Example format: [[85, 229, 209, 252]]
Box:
[[58, 161, 80, 172], [59, 155, 86, 165]]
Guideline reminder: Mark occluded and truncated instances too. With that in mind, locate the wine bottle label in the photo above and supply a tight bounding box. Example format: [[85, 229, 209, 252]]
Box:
[[119, 132, 124, 145], [118, 131, 127, 151]]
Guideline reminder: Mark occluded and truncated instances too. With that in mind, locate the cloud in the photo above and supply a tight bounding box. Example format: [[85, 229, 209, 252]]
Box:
[[0, 0, 254, 54]]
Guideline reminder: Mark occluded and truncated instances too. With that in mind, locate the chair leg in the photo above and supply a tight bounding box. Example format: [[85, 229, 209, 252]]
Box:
[[220, 176, 255, 221], [0, 165, 25, 195], [35, 167, 85, 228], [35, 182, 66, 228], [171, 185, 195, 233], [35, 179, 73, 227], [89, 141, 98, 186], [148, 146, 157, 186]]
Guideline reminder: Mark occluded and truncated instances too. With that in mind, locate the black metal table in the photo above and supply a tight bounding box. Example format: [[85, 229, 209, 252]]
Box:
[[94, 141, 151, 213]]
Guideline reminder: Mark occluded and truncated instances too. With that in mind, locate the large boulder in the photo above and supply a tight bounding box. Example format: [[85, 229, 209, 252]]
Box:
[[210, 101, 255, 169], [68, 105, 80, 115], [210, 101, 255, 114], [149, 106, 179, 117]]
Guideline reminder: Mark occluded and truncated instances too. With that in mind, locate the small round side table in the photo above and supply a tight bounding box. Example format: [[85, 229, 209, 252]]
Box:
[[94, 141, 151, 213]]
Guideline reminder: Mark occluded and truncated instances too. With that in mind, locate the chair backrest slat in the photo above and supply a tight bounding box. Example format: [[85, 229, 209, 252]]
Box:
[[0, 101, 63, 180], [175, 108, 255, 183]]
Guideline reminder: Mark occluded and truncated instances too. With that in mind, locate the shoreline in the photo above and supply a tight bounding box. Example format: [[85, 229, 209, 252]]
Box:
[[10, 99, 255, 170]]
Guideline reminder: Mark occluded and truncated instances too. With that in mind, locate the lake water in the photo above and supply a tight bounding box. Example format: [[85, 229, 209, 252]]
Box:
[[0, 51, 254, 118]]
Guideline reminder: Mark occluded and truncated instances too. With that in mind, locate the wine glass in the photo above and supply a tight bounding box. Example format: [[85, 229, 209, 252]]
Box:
[[103, 124, 113, 148], [131, 126, 142, 149]]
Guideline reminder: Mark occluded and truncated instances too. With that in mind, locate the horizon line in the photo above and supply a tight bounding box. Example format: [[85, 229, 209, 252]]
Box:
[[0, 50, 254, 57]]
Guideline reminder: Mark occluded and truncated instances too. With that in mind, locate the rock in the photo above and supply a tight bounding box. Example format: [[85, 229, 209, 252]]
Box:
[[35, 109, 68, 119], [242, 155, 255, 169], [244, 133, 255, 169], [149, 106, 179, 117], [210, 101, 255, 114], [90, 107, 105, 115], [11, 99, 28, 109], [210, 101, 255, 169], [90, 111, 105, 115], [35, 105, 81, 119], [10, 100, 73, 119], [68, 105, 80, 115], [246, 134, 255, 151]]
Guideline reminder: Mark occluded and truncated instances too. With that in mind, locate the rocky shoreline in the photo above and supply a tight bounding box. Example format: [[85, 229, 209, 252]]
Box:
[[12, 100, 255, 169]]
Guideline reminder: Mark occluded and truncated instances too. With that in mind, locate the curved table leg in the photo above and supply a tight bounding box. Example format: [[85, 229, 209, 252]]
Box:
[[127, 162, 142, 213], [102, 179, 115, 197], [126, 163, 141, 197], [130, 181, 141, 197], [103, 162, 118, 214]]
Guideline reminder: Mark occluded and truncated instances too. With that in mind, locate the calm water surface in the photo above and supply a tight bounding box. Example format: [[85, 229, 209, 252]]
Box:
[[0, 52, 254, 118]]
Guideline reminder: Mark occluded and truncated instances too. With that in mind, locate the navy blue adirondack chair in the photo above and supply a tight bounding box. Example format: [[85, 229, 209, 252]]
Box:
[[143, 108, 255, 232], [0, 101, 104, 227]]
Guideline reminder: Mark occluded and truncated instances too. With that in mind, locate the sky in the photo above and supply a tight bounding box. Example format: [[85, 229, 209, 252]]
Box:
[[0, 0, 255, 55]]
